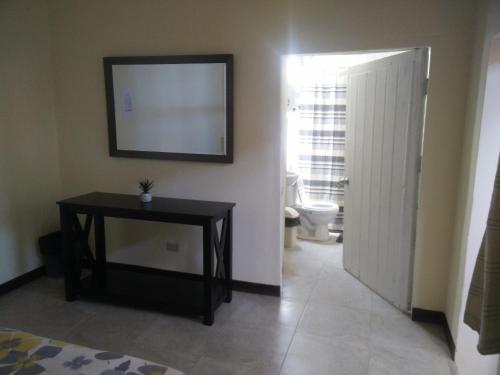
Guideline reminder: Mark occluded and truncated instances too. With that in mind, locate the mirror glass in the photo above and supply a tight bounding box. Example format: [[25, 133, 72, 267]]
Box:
[[104, 55, 233, 163]]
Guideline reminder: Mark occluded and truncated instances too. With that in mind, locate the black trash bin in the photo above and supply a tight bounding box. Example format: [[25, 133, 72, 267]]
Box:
[[38, 231, 63, 278]]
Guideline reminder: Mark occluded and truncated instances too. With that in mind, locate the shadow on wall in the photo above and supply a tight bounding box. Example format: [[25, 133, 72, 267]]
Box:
[[0, 156, 57, 284], [106, 218, 204, 274], [0, 0, 61, 284], [454, 34, 500, 375]]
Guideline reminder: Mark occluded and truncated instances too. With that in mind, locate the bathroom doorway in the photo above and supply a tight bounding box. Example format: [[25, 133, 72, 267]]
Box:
[[283, 48, 430, 312]]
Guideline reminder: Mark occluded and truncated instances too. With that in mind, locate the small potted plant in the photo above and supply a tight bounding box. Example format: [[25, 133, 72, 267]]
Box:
[[139, 178, 154, 203]]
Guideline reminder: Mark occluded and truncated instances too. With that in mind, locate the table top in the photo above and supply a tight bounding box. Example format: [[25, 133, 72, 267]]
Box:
[[57, 192, 235, 221]]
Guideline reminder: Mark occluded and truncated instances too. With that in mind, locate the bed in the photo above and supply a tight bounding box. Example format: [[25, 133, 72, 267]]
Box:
[[0, 328, 184, 375]]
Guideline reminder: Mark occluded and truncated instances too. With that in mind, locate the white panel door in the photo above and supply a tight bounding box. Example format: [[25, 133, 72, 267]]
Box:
[[343, 49, 428, 311]]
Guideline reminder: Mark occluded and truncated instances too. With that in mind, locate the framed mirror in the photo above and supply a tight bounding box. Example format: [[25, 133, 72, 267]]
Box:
[[103, 54, 233, 163]]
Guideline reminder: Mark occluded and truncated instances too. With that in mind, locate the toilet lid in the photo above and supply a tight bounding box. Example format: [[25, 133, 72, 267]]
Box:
[[303, 202, 339, 212], [284, 206, 300, 219]]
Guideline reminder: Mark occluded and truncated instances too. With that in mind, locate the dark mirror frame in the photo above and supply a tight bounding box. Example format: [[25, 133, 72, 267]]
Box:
[[103, 54, 234, 163]]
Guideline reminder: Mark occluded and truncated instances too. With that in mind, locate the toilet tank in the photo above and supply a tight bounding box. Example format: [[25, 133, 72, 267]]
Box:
[[286, 171, 299, 206]]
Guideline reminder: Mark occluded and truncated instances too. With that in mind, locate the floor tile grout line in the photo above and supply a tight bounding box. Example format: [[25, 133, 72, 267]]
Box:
[[1, 243, 451, 374], [276, 248, 330, 375]]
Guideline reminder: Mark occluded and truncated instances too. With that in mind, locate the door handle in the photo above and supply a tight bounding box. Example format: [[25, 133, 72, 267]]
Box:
[[337, 177, 349, 187]]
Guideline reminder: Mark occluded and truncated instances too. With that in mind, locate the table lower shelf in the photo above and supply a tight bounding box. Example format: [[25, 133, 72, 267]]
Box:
[[78, 262, 228, 320]]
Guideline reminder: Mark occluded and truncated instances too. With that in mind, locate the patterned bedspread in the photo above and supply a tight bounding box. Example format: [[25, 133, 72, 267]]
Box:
[[0, 328, 184, 375]]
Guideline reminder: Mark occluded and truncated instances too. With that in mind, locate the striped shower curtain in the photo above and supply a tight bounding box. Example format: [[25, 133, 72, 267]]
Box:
[[296, 72, 347, 230]]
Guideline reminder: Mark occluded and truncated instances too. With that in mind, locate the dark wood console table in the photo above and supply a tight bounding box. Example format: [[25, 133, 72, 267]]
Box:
[[57, 192, 235, 325]]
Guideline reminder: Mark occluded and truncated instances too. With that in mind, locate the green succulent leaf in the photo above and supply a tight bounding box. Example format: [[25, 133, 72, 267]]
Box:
[[138, 178, 154, 193]]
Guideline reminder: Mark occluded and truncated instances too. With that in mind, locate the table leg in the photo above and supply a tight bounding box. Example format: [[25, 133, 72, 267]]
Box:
[[94, 215, 106, 287], [203, 220, 214, 325], [60, 207, 77, 301], [224, 209, 233, 303]]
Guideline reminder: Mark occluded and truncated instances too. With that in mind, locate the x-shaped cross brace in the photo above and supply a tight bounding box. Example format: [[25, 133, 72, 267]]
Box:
[[212, 216, 227, 279], [70, 214, 96, 278]]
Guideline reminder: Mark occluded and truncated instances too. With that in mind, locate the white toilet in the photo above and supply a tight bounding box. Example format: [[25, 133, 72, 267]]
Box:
[[295, 202, 339, 241], [286, 171, 339, 242]]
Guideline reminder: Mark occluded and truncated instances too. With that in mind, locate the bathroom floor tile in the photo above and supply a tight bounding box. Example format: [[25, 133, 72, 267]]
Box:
[[0, 239, 451, 375], [309, 273, 373, 311], [216, 291, 306, 328], [189, 356, 278, 375], [297, 303, 371, 340], [280, 332, 370, 375], [368, 342, 454, 375], [281, 274, 317, 301], [369, 312, 450, 357]]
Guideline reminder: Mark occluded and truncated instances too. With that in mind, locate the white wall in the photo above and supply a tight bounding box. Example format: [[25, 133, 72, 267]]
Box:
[[446, 0, 493, 341], [0, 0, 61, 284], [47, 0, 477, 299], [445, 0, 500, 371], [455, 34, 500, 374]]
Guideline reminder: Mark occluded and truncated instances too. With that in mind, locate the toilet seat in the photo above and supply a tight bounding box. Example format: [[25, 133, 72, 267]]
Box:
[[302, 201, 339, 212]]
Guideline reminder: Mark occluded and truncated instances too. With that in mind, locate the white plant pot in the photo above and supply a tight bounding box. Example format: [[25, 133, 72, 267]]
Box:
[[140, 193, 152, 203]]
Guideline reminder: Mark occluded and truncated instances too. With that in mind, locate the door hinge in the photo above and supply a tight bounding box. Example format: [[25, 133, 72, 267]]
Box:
[[423, 78, 429, 96]]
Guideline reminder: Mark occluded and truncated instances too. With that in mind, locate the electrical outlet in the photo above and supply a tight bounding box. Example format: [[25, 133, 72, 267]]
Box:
[[165, 241, 179, 252]]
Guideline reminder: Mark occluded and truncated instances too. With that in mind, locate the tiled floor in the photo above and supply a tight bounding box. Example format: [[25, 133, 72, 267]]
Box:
[[0, 239, 455, 374]]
